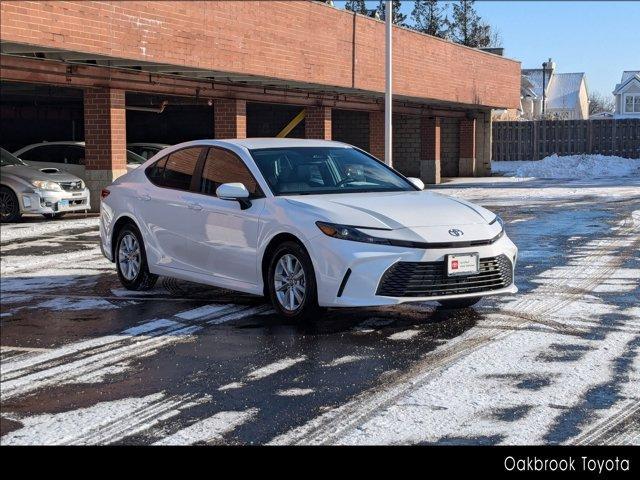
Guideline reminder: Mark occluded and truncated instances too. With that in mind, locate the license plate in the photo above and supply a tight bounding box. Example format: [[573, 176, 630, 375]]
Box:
[[58, 199, 70, 210], [447, 253, 479, 276]]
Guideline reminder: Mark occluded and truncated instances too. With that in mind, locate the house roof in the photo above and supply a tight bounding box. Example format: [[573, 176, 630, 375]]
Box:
[[613, 71, 640, 94], [521, 69, 586, 110], [546, 73, 586, 110]]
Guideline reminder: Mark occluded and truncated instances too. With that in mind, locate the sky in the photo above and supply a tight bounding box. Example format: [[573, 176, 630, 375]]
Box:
[[333, 1, 640, 97]]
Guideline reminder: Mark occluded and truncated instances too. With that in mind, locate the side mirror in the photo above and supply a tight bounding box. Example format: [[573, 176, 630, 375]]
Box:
[[216, 182, 252, 209], [407, 177, 425, 190]]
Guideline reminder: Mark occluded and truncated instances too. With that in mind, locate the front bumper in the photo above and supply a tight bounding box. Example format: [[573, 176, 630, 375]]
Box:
[[308, 232, 518, 307], [18, 188, 91, 215]]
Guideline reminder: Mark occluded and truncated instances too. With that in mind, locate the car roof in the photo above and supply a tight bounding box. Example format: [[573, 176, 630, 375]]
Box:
[[202, 138, 351, 150], [127, 143, 171, 147]]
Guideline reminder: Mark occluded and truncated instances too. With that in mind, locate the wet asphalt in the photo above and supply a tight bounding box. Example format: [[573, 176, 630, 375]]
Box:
[[1, 177, 638, 445]]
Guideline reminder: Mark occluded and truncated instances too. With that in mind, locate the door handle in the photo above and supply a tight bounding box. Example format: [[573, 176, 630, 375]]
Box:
[[137, 194, 151, 201], [188, 202, 203, 211]]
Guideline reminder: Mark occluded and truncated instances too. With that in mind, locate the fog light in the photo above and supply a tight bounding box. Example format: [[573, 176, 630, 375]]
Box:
[[22, 196, 31, 208]]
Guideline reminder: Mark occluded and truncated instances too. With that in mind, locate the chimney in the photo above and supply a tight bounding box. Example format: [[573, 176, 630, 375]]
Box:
[[543, 58, 556, 75]]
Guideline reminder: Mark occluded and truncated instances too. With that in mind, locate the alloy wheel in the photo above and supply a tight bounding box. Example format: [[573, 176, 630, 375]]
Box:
[[0, 190, 16, 220], [118, 233, 141, 281], [274, 253, 306, 311]]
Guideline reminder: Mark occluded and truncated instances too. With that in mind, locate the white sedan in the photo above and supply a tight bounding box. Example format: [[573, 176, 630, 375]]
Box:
[[100, 139, 517, 320]]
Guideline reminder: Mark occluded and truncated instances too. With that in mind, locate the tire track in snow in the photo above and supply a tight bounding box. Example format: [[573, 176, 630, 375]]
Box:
[[1, 392, 207, 445], [1, 303, 271, 400], [269, 211, 640, 445], [152, 408, 259, 445]]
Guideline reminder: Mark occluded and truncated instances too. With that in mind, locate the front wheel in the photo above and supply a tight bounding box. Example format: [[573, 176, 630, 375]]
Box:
[[437, 297, 481, 309], [267, 241, 325, 321], [115, 224, 158, 290], [0, 186, 21, 223]]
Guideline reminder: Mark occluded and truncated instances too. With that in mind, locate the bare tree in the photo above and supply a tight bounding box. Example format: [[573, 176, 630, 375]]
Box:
[[589, 91, 615, 115]]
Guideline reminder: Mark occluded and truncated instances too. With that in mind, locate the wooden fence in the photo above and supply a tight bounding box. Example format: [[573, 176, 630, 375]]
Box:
[[492, 119, 640, 160]]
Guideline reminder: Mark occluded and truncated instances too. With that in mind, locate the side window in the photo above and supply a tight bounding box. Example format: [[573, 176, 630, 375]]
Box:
[[63, 146, 85, 165], [145, 147, 202, 190], [200, 148, 261, 197]]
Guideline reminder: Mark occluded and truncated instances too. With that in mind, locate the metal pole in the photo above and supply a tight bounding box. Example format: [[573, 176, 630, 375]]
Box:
[[385, 0, 392, 167], [541, 61, 546, 117]]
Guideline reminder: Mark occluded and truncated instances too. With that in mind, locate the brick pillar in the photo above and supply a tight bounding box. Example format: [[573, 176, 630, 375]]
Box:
[[84, 88, 127, 212], [420, 117, 441, 184], [214, 99, 246, 139], [459, 117, 477, 177], [474, 111, 492, 176], [369, 111, 385, 161], [305, 106, 332, 140]]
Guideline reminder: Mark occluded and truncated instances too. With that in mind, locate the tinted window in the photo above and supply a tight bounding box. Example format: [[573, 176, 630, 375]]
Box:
[[63, 146, 85, 165], [250, 147, 415, 196], [145, 147, 202, 190], [200, 148, 260, 197]]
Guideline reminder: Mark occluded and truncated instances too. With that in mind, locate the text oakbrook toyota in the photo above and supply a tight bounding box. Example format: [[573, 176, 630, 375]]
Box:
[[100, 139, 518, 320]]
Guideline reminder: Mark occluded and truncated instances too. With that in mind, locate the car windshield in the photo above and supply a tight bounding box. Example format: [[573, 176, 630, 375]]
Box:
[[126, 150, 146, 165], [250, 147, 415, 196], [0, 148, 26, 167]]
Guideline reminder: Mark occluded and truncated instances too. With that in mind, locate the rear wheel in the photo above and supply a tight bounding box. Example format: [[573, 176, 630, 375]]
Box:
[[437, 297, 481, 309], [0, 186, 21, 223], [267, 241, 325, 321], [115, 224, 158, 290]]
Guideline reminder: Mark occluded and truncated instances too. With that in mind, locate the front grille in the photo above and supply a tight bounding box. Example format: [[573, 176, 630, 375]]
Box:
[[376, 254, 513, 297], [59, 181, 84, 192]]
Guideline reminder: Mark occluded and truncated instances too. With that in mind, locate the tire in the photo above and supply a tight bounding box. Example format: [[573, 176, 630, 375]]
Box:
[[115, 224, 158, 291], [43, 212, 66, 220], [437, 297, 481, 309], [0, 186, 21, 223], [267, 240, 325, 321]]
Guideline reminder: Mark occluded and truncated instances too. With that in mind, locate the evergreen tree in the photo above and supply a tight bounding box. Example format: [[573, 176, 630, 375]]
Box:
[[345, 0, 368, 15], [449, 0, 496, 47], [376, 0, 407, 25], [411, 0, 449, 38]]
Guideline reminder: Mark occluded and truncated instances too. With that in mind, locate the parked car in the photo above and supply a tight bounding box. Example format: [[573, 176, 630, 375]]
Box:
[[100, 139, 518, 320], [1, 147, 90, 222], [13, 141, 146, 181], [127, 143, 171, 160]]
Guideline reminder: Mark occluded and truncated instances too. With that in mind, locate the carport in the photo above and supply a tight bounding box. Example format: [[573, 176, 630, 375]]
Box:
[[0, 1, 520, 210]]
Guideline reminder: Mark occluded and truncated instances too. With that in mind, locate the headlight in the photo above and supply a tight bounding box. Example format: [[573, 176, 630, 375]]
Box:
[[316, 221, 391, 245], [489, 215, 505, 232], [31, 180, 62, 191]]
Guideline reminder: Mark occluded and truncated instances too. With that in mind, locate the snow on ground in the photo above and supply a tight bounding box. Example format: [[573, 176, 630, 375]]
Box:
[[0, 216, 98, 243], [492, 154, 639, 179]]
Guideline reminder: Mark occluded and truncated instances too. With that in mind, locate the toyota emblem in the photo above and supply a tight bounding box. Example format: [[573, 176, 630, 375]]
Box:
[[448, 229, 464, 237]]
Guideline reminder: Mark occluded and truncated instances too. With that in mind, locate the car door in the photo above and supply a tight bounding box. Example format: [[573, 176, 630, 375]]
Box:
[[134, 146, 206, 273], [185, 147, 265, 286]]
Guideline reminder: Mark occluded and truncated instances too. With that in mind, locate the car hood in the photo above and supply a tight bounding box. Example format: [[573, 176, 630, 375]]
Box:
[[1, 164, 82, 183], [285, 190, 495, 229]]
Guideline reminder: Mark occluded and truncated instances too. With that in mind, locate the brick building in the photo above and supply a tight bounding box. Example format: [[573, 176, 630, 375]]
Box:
[[0, 1, 520, 209]]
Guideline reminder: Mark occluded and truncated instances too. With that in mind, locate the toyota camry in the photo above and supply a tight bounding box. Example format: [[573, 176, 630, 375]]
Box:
[[100, 139, 517, 320]]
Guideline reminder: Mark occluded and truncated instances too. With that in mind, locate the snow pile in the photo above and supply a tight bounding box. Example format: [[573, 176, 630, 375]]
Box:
[[492, 154, 639, 179]]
